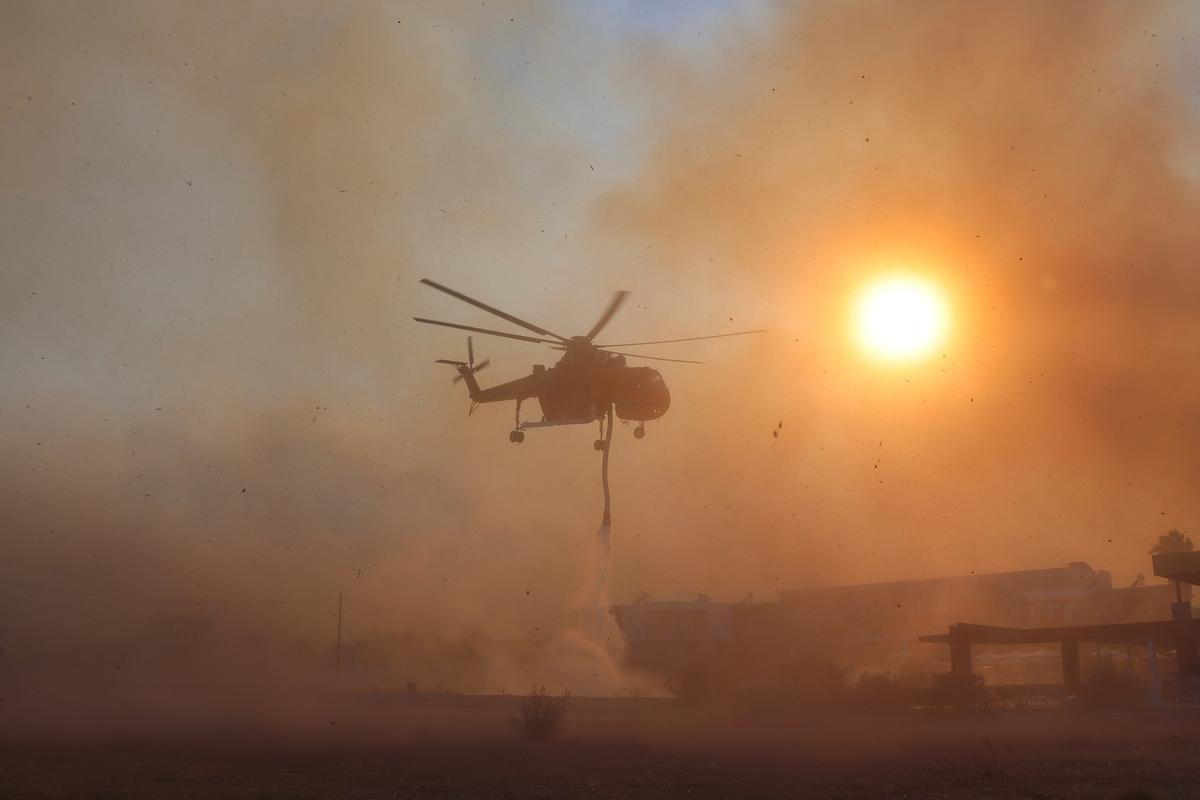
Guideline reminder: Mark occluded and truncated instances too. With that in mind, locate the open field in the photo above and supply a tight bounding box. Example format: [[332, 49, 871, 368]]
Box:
[[3, 693, 1199, 799]]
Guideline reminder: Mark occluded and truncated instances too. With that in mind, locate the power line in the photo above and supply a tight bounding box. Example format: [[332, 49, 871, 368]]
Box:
[[0, 579, 339, 607]]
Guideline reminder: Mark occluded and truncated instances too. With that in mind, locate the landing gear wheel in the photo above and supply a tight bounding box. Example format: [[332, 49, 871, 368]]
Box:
[[509, 430, 525, 444], [593, 439, 607, 452], [634, 425, 646, 440]]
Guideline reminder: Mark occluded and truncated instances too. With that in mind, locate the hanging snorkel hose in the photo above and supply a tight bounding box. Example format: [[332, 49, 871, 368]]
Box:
[[600, 404, 614, 526]]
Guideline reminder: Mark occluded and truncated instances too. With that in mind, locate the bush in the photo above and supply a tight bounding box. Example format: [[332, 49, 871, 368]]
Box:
[[515, 685, 568, 740], [928, 672, 989, 710], [853, 670, 919, 711], [775, 655, 851, 704], [1078, 658, 1146, 711]]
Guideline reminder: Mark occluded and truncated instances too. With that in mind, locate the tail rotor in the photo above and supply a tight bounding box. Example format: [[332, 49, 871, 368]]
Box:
[[436, 337, 488, 415], [451, 336, 489, 385]]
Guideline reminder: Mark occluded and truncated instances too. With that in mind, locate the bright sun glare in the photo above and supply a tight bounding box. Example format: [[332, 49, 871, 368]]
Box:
[[854, 275, 949, 363]]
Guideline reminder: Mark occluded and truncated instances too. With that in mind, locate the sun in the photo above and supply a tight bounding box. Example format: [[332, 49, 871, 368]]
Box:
[[853, 275, 949, 362]]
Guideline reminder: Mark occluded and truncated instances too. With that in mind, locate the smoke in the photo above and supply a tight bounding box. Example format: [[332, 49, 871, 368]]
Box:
[[0, 0, 629, 696], [592, 523, 614, 606], [595, 0, 1200, 589], [565, 409, 629, 695], [2, 0, 1200, 709]]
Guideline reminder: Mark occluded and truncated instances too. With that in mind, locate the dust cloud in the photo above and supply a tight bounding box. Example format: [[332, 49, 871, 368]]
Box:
[[598, 0, 1200, 590], [2, 0, 1200, 721]]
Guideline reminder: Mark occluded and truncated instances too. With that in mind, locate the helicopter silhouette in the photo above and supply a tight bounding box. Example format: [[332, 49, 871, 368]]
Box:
[[415, 278, 763, 448]]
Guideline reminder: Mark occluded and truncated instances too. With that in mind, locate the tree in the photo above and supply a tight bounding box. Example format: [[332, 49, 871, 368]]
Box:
[[514, 685, 568, 740], [1150, 529, 1194, 556]]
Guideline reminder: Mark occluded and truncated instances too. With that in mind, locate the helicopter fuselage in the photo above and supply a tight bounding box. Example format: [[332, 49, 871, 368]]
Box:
[[459, 348, 670, 426]]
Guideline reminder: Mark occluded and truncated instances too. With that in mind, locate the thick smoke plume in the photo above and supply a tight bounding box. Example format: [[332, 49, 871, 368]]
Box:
[[2, 0, 1200, 707], [1, 0, 634, 697], [598, 0, 1200, 589]]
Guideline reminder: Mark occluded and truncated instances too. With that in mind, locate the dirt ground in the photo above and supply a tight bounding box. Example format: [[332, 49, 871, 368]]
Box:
[[2, 693, 1198, 799]]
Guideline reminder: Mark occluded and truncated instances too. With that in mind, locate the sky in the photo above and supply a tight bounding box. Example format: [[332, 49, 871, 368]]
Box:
[[3, 1, 1200, 651]]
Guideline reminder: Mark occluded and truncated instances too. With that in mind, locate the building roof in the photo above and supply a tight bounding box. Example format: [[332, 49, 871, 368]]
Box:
[[779, 562, 1108, 601]]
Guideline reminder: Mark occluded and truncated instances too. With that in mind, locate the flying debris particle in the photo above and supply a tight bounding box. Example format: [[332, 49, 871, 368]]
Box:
[[241, 488, 246, 493]]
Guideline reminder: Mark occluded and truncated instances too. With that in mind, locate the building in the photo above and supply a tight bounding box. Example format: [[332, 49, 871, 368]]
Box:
[[612, 597, 734, 675], [775, 562, 1179, 662], [613, 562, 1184, 680], [919, 553, 1200, 697]]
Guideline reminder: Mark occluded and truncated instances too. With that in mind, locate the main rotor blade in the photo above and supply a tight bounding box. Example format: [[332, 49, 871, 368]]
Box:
[[420, 278, 568, 342], [601, 349, 703, 364], [596, 329, 767, 348], [585, 290, 630, 342], [414, 317, 558, 345]]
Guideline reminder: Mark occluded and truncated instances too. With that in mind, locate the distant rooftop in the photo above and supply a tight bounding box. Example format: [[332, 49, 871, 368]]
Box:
[[779, 562, 1108, 599]]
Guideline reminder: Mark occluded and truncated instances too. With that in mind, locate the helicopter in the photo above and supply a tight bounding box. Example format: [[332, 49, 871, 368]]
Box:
[[414, 278, 763, 448]]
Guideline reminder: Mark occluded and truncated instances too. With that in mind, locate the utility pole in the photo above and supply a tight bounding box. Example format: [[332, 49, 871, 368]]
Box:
[[336, 591, 343, 677]]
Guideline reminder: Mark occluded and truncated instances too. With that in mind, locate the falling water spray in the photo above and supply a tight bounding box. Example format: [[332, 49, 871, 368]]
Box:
[[565, 403, 627, 692]]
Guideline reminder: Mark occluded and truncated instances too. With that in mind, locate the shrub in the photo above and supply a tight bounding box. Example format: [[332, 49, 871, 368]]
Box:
[[1078, 658, 1146, 711], [775, 654, 852, 704], [853, 670, 918, 711], [929, 672, 989, 710], [515, 685, 568, 740]]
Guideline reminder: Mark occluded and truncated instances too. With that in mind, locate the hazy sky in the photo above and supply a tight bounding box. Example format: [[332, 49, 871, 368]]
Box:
[[3, 1, 1200, 645]]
